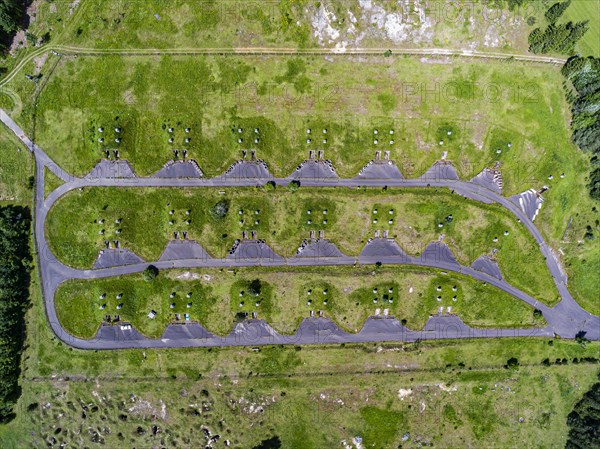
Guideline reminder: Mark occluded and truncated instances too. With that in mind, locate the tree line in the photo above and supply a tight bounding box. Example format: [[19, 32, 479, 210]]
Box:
[[561, 56, 600, 200], [0, 0, 23, 47], [527, 1, 599, 201], [0, 205, 32, 422], [566, 373, 600, 448], [528, 1, 589, 55]]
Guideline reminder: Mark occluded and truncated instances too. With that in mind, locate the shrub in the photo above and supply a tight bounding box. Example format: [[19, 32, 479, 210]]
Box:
[[210, 200, 230, 220], [25, 32, 37, 46], [575, 331, 589, 347], [506, 357, 520, 370], [287, 180, 300, 192], [235, 312, 248, 322], [248, 279, 262, 296], [143, 265, 159, 281]]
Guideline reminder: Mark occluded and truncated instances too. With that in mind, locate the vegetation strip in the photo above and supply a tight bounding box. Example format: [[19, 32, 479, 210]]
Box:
[[54, 266, 544, 339], [46, 187, 558, 304], [0, 205, 31, 421]]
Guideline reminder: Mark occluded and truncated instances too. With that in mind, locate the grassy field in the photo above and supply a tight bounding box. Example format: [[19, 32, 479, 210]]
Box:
[[54, 265, 545, 339], [17, 54, 578, 192], [43, 168, 63, 198], [2, 363, 597, 449], [1, 2, 598, 447], [22, 52, 598, 313], [9, 48, 594, 312], [15, 0, 538, 52], [530, 0, 600, 314], [46, 186, 559, 304], [562, 0, 600, 57], [2, 267, 599, 448], [0, 0, 547, 81], [0, 128, 32, 204]]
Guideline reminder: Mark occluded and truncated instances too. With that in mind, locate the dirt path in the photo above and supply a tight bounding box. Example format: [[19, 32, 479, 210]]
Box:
[[0, 44, 565, 89]]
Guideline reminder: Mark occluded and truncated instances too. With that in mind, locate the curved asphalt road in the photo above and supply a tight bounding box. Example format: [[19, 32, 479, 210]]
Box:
[[1, 110, 597, 349]]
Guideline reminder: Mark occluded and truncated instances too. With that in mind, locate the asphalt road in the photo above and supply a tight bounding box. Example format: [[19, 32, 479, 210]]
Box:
[[1, 109, 597, 349]]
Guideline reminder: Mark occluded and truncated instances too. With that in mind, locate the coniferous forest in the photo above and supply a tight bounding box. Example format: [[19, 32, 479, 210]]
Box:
[[0, 205, 32, 421]]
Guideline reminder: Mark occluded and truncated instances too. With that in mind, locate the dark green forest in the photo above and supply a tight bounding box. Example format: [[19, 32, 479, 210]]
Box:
[[0, 0, 23, 42], [0, 205, 32, 422], [561, 56, 600, 200], [566, 374, 600, 449], [528, 2, 599, 200]]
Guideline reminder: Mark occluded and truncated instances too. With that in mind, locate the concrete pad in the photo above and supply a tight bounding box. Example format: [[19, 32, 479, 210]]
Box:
[[358, 317, 407, 338], [93, 248, 144, 269], [509, 189, 544, 221], [294, 239, 345, 258], [153, 160, 203, 178], [227, 240, 284, 261], [290, 160, 338, 180], [228, 320, 280, 345], [86, 160, 136, 179], [360, 238, 408, 259], [95, 323, 146, 341], [354, 160, 404, 180], [470, 168, 502, 194], [222, 160, 272, 179], [296, 317, 349, 344], [417, 161, 459, 182], [472, 255, 503, 280], [162, 323, 215, 340], [422, 315, 470, 335], [419, 242, 459, 267], [159, 240, 211, 261]]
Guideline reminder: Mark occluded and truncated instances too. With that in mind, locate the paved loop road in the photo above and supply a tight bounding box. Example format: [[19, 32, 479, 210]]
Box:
[[1, 109, 597, 349]]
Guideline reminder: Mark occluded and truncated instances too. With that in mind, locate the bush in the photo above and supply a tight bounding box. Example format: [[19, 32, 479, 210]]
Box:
[[25, 32, 36, 46], [210, 200, 230, 220], [235, 312, 248, 323], [505, 0, 526, 10], [248, 279, 262, 296], [506, 357, 520, 370], [287, 180, 300, 192], [143, 265, 159, 281], [575, 331, 589, 347], [252, 436, 282, 449]]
